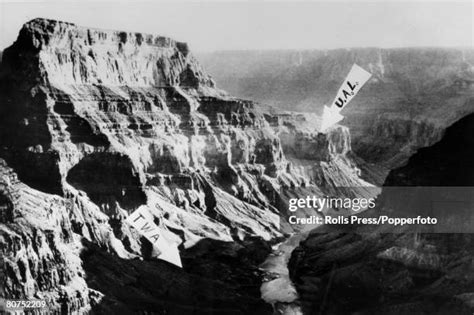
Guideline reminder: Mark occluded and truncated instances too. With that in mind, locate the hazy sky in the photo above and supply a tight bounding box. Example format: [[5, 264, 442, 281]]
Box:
[[0, 0, 472, 51]]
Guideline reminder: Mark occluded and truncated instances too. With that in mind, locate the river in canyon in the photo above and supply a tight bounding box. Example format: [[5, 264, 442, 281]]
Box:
[[260, 230, 311, 315]]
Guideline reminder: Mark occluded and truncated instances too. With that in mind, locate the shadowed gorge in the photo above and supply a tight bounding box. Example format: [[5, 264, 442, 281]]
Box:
[[0, 18, 374, 313], [66, 153, 146, 211], [288, 113, 474, 315], [81, 238, 273, 314]]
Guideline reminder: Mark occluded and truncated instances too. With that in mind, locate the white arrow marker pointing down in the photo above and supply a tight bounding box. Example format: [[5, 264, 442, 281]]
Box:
[[126, 207, 182, 267], [320, 64, 372, 132]]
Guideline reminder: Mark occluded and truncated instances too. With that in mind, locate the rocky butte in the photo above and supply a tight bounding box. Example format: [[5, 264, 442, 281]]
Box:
[[0, 18, 374, 313], [198, 49, 474, 172]]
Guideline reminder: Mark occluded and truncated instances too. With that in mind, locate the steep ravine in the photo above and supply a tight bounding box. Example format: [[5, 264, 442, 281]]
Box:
[[260, 232, 309, 314], [0, 18, 375, 313], [288, 113, 474, 315]]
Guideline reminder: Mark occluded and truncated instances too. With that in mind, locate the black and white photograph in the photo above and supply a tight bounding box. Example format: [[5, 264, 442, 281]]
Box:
[[0, 0, 473, 314]]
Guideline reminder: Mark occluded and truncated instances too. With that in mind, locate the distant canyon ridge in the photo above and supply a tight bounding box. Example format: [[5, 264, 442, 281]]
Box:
[[198, 48, 474, 167]]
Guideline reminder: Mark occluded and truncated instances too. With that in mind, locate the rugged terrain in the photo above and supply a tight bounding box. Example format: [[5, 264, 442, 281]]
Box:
[[198, 49, 474, 168], [289, 113, 474, 315], [0, 19, 373, 313]]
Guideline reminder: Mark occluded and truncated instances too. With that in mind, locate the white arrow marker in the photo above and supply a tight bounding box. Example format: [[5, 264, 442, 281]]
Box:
[[320, 64, 372, 132], [126, 207, 182, 267]]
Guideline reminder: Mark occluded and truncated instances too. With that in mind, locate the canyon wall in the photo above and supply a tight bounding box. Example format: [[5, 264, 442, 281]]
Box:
[[198, 49, 474, 167], [0, 19, 372, 313], [288, 113, 474, 314]]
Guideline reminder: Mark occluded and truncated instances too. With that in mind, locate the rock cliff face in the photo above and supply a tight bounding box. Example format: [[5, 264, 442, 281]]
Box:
[[0, 19, 372, 313], [198, 49, 474, 168], [288, 113, 474, 314]]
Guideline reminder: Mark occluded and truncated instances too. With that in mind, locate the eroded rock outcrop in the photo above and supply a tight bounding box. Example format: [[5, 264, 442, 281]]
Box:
[[288, 113, 474, 315], [0, 18, 373, 313], [199, 49, 474, 168]]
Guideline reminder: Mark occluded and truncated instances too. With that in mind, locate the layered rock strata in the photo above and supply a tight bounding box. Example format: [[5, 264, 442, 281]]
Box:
[[0, 19, 373, 313], [198, 49, 474, 168]]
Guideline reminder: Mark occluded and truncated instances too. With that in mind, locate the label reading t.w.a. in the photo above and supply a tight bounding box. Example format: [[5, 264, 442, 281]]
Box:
[[126, 207, 182, 267], [331, 64, 372, 109]]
